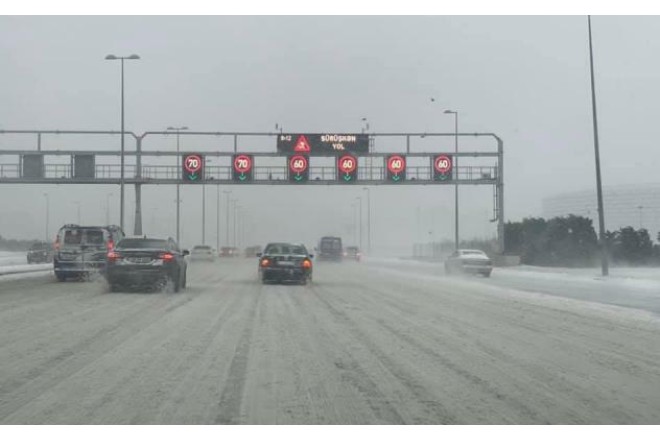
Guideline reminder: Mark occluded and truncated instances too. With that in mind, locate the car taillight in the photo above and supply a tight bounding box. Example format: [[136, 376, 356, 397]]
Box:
[[302, 259, 312, 269], [107, 251, 121, 262], [54, 235, 60, 251], [160, 253, 175, 262], [260, 258, 271, 267], [107, 240, 114, 251]]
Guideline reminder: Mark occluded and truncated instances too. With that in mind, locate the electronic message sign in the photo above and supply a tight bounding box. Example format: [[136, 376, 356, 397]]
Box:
[[386, 154, 406, 182], [232, 154, 254, 182], [432, 155, 453, 181], [182, 154, 204, 182], [337, 154, 358, 183], [288, 154, 309, 183], [277, 134, 369, 155]]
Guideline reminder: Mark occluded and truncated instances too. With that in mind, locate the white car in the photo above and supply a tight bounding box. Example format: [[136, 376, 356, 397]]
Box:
[[444, 249, 492, 277], [190, 245, 216, 262]]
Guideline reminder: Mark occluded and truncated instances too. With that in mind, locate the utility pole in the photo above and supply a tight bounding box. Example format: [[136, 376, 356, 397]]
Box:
[[216, 186, 220, 252], [166, 126, 188, 244], [362, 187, 371, 254], [355, 196, 363, 250], [105, 53, 140, 232], [223, 190, 232, 247], [588, 15, 609, 276], [202, 184, 206, 245], [43, 193, 49, 241], [444, 109, 459, 250]]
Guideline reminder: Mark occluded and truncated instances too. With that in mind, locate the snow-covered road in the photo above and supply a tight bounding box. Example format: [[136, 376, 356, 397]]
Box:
[[1, 258, 659, 423]]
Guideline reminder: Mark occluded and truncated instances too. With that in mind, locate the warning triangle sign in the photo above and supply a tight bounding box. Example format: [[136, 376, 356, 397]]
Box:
[[293, 135, 311, 153]]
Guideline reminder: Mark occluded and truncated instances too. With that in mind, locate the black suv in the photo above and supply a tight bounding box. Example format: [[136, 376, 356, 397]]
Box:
[[105, 237, 189, 292], [53, 224, 125, 281], [27, 241, 54, 264]]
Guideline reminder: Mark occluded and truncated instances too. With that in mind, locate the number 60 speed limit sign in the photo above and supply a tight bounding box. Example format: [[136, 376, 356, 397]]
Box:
[[432, 154, 453, 181]]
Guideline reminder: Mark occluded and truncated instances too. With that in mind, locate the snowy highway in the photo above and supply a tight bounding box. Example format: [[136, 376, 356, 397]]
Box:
[[1, 257, 660, 424]]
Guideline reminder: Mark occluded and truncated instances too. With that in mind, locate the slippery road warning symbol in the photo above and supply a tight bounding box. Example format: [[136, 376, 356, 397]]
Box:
[[293, 135, 312, 153]]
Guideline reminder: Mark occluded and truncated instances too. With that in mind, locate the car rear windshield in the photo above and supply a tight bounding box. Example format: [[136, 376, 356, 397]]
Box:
[[30, 242, 48, 250], [265, 244, 307, 255], [117, 239, 169, 249], [193, 246, 211, 250], [63, 229, 105, 245]]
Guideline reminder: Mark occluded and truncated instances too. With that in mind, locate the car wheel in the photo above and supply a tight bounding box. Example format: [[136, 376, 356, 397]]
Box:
[[55, 271, 67, 282], [172, 274, 181, 293], [482, 270, 492, 278]]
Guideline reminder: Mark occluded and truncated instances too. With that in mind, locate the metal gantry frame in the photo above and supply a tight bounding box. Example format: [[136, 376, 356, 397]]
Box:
[[0, 129, 504, 252]]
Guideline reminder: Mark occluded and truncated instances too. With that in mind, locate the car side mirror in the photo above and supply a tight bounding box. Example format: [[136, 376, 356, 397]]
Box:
[[256, 252, 262, 257], [183, 250, 190, 256]]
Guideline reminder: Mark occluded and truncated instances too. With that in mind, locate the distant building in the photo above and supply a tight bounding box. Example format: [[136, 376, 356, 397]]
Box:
[[542, 184, 660, 238]]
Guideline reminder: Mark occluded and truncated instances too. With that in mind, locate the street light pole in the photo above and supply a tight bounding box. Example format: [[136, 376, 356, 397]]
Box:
[[362, 187, 371, 255], [587, 16, 609, 276], [223, 190, 232, 247], [234, 203, 241, 248], [355, 196, 363, 250], [216, 186, 220, 252], [105, 193, 113, 225], [166, 126, 188, 243], [106, 54, 139, 233], [74, 201, 81, 224], [202, 184, 206, 245], [351, 202, 358, 245], [444, 109, 459, 251], [43, 193, 49, 241]]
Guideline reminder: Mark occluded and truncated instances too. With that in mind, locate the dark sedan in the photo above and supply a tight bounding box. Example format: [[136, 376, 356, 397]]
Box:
[[105, 237, 189, 292], [27, 241, 53, 264], [258, 242, 313, 285]]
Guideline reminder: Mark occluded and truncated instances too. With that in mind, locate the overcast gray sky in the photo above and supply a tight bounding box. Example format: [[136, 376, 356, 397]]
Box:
[[1, 15, 659, 253]]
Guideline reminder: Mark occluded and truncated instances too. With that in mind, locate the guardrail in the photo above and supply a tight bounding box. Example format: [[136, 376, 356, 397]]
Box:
[[0, 263, 52, 276]]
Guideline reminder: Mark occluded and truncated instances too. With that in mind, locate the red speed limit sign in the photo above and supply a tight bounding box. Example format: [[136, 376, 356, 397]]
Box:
[[232, 154, 254, 182], [182, 154, 204, 182], [233, 154, 253, 173], [184, 154, 202, 173], [288, 154, 309, 182], [434, 155, 452, 173], [433, 154, 453, 181], [338, 155, 357, 174], [289, 155, 308, 172], [386, 154, 406, 182], [337, 154, 358, 182], [387, 155, 405, 174]]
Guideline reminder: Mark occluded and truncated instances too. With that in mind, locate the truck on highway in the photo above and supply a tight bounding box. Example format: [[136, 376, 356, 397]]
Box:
[[316, 236, 343, 261]]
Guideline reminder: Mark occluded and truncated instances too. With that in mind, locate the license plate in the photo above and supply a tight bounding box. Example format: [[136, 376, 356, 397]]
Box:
[[127, 257, 152, 264], [278, 261, 295, 266]]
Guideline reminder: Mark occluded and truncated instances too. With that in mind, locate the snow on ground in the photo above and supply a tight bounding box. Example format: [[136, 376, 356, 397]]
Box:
[[0, 252, 52, 279], [0, 263, 52, 276], [0, 270, 53, 282], [0, 251, 28, 267]]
